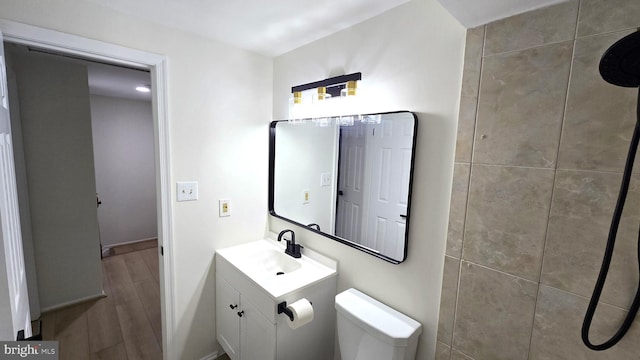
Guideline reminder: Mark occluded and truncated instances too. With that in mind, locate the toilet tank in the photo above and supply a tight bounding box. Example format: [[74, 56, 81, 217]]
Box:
[[335, 288, 422, 360]]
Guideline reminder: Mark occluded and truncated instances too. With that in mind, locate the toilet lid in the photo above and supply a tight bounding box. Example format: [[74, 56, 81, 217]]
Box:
[[335, 288, 422, 347]]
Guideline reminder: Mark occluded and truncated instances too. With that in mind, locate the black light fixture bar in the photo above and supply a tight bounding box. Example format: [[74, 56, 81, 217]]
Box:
[[291, 72, 362, 93]]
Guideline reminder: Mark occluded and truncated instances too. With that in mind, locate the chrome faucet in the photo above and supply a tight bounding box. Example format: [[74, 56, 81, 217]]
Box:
[[277, 229, 302, 258]]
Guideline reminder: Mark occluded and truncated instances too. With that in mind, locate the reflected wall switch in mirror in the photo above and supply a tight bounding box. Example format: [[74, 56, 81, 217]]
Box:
[[303, 190, 310, 204], [177, 181, 198, 201], [320, 172, 331, 187], [219, 199, 231, 217]]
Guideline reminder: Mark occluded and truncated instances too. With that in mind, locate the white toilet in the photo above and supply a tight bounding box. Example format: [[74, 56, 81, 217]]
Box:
[[335, 288, 422, 360]]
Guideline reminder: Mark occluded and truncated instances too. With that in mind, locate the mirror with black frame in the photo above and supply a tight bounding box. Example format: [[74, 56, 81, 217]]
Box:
[[268, 111, 417, 264]]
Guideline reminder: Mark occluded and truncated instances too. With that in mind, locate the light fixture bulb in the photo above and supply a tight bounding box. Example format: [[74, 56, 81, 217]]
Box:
[[317, 87, 328, 100], [314, 117, 332, 127], [312, 87, 332, 121], [361, 114, 381, 124], [346, 80, 357, 96], [289, 91, 309, 123], [136, 85, 151, 93], [338, 115, 357, 126], [293, 91, 302, 104]]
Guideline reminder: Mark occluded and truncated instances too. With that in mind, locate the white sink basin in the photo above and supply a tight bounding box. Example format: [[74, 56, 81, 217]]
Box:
[[254, 249, 302, 275], [216, 239, 337, 298]]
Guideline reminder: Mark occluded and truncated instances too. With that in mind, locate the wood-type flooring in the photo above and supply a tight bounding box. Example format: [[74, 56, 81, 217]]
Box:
[[39, 246, 162, 360]]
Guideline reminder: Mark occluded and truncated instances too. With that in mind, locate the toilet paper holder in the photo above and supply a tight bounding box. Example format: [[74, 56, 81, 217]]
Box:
[[277, 300, 312, 321]]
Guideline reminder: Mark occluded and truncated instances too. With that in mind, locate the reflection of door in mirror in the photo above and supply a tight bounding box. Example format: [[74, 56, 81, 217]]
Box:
[[335, 124, 366, 244], [269, 111, 417, 264], [336, 117, 413, 259]]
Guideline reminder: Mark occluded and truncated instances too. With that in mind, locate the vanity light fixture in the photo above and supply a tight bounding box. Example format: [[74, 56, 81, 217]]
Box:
[[312, 87, 332, 126], [135, 84, 151, 93], [288, 72, 363, 125]]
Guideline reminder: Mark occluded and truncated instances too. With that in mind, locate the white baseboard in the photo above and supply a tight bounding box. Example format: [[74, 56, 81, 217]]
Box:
[[200, 351, 219, 360], [40, 290, 106, 314], [102, 237, 158, 256]]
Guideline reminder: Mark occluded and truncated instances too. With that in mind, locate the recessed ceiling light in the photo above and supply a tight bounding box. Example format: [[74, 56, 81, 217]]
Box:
[[136, 85, 151, 93]]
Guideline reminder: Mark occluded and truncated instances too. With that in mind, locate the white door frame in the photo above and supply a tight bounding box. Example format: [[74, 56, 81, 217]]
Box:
[[0, 19, 176, 359]]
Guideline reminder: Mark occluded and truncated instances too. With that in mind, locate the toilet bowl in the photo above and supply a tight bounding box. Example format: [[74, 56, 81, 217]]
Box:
[[335, 288, 422, 360]]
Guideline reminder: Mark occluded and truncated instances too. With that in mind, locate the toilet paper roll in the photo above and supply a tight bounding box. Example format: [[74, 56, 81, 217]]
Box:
[[287, 298, 314, 329]]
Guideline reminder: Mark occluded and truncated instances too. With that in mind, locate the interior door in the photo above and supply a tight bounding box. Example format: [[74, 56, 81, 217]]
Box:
[[335, 124, 367, 244], [0, 29, 31, 340], [365, 118, 413, 260]]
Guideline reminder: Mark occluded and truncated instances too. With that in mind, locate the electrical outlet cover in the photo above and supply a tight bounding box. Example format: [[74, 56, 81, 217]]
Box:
[[219, 199, 231, 217]]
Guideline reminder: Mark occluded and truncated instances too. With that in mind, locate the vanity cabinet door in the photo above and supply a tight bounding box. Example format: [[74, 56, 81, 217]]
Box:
[[241, 299, 276, 360], [216, 275, 241, 359]]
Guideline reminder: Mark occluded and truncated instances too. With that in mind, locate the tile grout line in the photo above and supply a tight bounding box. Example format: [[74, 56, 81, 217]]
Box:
[[467, 26, 485, 167], [483, 38, 576, 58], [472, 162, 640, 178], [542, 281, 638, 312], [448, 257, 463, 358], [526, 2, 581, 358], [576, 26, 640, 41], [459, 259, 537, 284]]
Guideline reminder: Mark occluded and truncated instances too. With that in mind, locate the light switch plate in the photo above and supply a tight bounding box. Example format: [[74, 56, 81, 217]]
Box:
[[320, 172, 331, 187], [176, 181, 198, 201], [303, 190, 310, 204]]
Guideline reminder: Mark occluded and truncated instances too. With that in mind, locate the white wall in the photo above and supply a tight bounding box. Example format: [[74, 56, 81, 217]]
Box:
[[0, 1, 273, 358], [90, 95, 157, 248], [274, 122, 338, 232], [8, 49, 103, 311], [272, 1, 466, 359]]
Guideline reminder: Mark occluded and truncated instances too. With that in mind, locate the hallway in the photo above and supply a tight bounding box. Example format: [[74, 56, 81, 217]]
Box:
[[39, 245, 161, 359]]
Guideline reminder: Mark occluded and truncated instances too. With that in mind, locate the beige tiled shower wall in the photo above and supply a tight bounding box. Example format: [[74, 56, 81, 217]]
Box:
[[437, 0, 640, 359]]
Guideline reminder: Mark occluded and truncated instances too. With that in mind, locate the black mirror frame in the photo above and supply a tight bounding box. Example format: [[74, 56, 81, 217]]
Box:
[[268, 111, 418, 264]]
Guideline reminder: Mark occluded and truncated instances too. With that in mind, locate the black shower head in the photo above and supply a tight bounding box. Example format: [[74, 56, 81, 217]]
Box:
[[600, 30, 640, 88]]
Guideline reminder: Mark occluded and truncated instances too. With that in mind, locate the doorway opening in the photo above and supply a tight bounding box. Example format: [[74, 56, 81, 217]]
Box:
[[4, 42, 162, 357], [0, 19, 174, 360]]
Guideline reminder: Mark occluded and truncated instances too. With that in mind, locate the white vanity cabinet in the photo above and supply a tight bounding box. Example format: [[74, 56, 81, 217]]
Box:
[[215, 239, 337, 360], [216, 274, 276, 360]]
